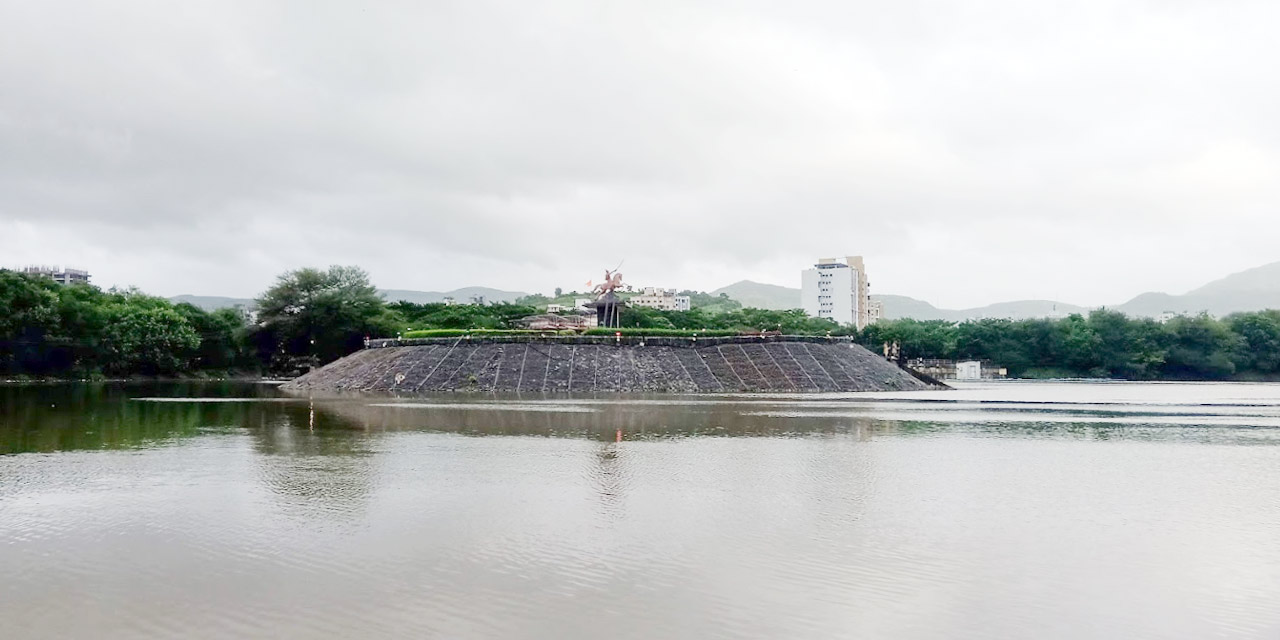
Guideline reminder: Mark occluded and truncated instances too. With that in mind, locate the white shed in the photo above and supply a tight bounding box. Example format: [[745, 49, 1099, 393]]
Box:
[[955, 361, 982, 381]]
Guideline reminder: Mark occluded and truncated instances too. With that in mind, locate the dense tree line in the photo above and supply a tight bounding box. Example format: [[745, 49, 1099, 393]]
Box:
[[617, 305, 839, 335], [0, 266, 395, 378], [0, 269, 251, 377], [856, 310, 1280, 380], [389, 301, 540, 333]]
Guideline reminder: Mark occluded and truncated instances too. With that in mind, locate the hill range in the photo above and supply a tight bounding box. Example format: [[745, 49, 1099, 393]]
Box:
[[710, 260, 1280, 320], [708, 281, 1091, 320], [173, 261, 1280, 321], [170, 286, 528, 312]]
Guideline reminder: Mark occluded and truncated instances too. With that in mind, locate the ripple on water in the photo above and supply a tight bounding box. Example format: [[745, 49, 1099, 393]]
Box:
[[366, 402, 599, 412], [131, 397, 309, 403], [2, 382, 1280, 638]]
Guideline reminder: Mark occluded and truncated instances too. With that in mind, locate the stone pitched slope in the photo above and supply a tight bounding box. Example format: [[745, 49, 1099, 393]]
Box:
[[282, 337, 936, 394]]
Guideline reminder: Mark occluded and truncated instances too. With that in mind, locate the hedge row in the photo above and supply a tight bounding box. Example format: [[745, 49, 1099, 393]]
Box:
[[402, 329, 578, 338], [402, 328, 749, 339], [582, 328, 741, 337]]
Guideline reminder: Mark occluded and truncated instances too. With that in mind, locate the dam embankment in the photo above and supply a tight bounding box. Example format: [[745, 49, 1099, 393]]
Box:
[[282, 335, 941, 394]]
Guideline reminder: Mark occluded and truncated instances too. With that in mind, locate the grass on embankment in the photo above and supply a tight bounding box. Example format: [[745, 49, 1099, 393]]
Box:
[[401, 328, 749, 339]]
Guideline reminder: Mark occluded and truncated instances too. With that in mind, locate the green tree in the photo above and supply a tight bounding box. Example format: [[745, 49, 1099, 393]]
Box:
[[389, 301, 540, 331], [1228, 311, 1280, 374], [0, 270, 62, 374], [1053, 314, 1101, 374], [513, 293, 552, 307], [1087, 309, 1136, 376], [1017, 318, 1072, 374], [859, 319, 956, 360], [954, 319, 1035, 375], [678, 290, 744, 314], [100, 304, 200, 375], [1162, 314, 1241, 379], [175, 303, 251, 371], [50, 282, 111, 373], [658, 308, 718, 330], [253, 266, 396, 368], [618, 305, 676, 329]]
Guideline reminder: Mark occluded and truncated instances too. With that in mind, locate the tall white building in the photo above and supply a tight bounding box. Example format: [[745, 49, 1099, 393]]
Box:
[[801, 256, 872, 330]]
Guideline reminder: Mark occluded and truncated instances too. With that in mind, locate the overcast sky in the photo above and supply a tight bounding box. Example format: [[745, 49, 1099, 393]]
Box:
[[2, 0, 1278, 308]]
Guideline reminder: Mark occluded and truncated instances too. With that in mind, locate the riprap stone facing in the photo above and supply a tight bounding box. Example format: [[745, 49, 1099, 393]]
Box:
[[282, 337, 937, 394]]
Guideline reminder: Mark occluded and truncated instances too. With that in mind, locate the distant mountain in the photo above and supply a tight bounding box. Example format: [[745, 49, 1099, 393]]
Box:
[[1188, 261, 1280, 296], [379, 286, 528, 305], [871, 295, 1087, 322], [712, 261, 1280, 321], [876, 262, 1280, 320], [171, 286, 529, 311], [958, 299, 1089, 321], [1115, 261, 1280, 317], [710, 280, 800, 310], [172, 260, 1280, 319], [704, 281, 1088, 320], [170, 295, 255, 311], [871, 294, 946, 320], [1111, 292, 1185, 318]]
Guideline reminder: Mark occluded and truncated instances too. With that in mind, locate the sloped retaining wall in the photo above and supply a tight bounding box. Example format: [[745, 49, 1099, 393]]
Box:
[[282, 336, 940, 394]]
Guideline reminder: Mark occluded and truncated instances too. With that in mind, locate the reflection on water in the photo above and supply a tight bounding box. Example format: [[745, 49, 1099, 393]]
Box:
[[248, 410, 381, 527], [2, 381, 1280, 639]]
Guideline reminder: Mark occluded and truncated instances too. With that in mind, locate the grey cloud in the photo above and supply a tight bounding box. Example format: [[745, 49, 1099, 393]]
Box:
[[2, 0, 1279, 307]]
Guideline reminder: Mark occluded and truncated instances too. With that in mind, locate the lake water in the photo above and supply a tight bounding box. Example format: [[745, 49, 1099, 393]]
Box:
[[2, 381, 1279, 639]]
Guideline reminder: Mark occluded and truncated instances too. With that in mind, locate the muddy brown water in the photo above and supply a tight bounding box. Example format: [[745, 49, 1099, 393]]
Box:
[[2, 381, 1279, 638]]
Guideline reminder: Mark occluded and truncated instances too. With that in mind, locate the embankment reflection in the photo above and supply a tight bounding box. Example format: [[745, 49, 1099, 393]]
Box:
[[308, 397, 893, 442]]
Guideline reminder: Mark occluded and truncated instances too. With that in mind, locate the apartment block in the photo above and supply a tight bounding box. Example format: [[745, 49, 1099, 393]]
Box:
[[21, 266, 91, 286], [630, 287, 692, 312], [801, 256, 871, 329]]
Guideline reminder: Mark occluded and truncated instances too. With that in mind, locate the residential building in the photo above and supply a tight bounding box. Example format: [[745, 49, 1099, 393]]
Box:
[[630, 287, 691, 311], [801, 256, 871, 329], [867, 299, 884, 325], [21, 266, 90, 285]]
